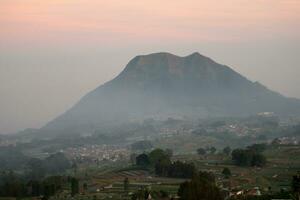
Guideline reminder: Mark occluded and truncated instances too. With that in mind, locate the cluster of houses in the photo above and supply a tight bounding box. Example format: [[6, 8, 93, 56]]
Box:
[[63, 144, 130, 163], [272, 137, 299, 145], [0, 138, 17, 147]]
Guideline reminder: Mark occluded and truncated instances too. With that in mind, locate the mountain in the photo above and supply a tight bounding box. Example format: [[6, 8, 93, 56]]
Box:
[[43, 52, 300, 132]]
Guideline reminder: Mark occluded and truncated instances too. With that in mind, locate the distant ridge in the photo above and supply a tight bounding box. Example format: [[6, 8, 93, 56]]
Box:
[[43, 52, 300, 133]]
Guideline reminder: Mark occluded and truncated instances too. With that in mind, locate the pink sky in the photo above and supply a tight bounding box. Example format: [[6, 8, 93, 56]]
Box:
[[1, 0, 300, 134], [1, 0, 300, 47]]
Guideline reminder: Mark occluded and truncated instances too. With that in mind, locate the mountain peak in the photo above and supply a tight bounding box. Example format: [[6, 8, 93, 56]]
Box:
[[43, 52, 300, 132], [135, 52, 178, 59], [118, 52, 220, 81], [135, 52, 204, 59], [187, 52, 202, 57]]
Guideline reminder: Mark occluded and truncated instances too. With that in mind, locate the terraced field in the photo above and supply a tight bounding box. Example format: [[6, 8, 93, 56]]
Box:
[[47, 144, 299, 200], [175, 144, 300, 191], [48, 168, 184, 200]]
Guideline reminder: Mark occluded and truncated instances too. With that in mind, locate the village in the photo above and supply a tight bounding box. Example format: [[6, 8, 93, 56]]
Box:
[[63, 144, 131, 163]]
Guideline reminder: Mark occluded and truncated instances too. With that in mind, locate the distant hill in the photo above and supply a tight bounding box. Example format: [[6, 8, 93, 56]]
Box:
[[43, 52, 300, 133]]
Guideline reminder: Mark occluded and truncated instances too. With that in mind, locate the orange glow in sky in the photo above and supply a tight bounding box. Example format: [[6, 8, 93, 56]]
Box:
[[1, 0, 300, 46], [1, 0, 300, 134]]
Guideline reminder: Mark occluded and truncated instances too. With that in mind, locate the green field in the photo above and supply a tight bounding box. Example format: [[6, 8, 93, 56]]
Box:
[[175, 144, 300, 191], [6, 144, 298, 200], [49, 145, 299, 200]]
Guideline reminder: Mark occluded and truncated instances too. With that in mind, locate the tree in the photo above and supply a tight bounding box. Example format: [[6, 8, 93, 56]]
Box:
[[0, 171, 26, 197], [131, 187, 151, 200], [223, 146, 231, 156], [136, 153, 150, 167], [251, 153, 267, 167], [159, 190, 169, 198], [232, 148, 267, 167], [30, 180, 41, 196], [232, 149, 252, 166], [71, 178, 79, 197], [155, 159, 171, 177], [197, 148, 206, 156], [210, 147, 217, 154], [222, 167, 231, 178], [42, 176, 64, 197], [292, 172, 300, 200], [124, 177, 129, 191], [178, 172, 223, 200], [83, 182, 88, 193], [155, 161, 195, 178], [149, 149, 171, 166]]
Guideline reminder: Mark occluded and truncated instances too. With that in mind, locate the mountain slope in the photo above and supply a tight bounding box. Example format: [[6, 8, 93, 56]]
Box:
[[43, 52, 300, 132]]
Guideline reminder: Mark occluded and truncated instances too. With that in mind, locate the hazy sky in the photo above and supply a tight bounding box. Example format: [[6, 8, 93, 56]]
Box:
[[1, 0, 300, 134]]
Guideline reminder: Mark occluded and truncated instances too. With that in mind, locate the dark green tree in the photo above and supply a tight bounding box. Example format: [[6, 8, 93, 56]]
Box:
[[149, 149, 170, 166], [156, 161, 195, 178], [223, 146, 231, 156], [222, 167, 231, 178], [136, 153, 150, 167], [210, 147, 217, 154], [83, 182, 88, 193], [71, 178, 79, 197], [251, 153, 267, 167], [292, 172, 300, 200], [124, 177, 129, 191], [197, 148, 206, 155], [232, 148, 267, 167], [178, 172, 223, 200]]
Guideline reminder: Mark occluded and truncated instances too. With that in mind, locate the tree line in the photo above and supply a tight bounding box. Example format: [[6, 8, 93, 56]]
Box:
[[0, 173, 80, 199], [231, 144, 267, 167], [178, 171, 223, 200], [135, 149, 196, 178]]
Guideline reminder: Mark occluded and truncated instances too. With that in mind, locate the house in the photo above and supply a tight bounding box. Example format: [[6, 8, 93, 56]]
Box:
[[246, 187, 261, 196]]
